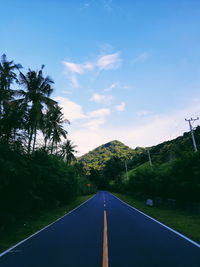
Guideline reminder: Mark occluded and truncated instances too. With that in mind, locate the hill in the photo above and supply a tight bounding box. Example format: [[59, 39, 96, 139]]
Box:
[[79, 126, 200, 196], [79, 140, 144, 174], [128, 125, 200, 169], [80, 126, 200, 175]]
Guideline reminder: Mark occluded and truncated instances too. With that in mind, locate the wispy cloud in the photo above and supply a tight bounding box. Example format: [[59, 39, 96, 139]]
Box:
[[98, 43, 114, 54], [88, 108, 111, 118], [103, 0, 113, 14], [63, 51, 122, 88], [115, 101, 126, 112], [63, 62, 83, 74], [103, 82, 129, 92], [132, 52, 149, 65], [69, 75, 80, 88], [104, 83, 118, 92], [96, 52, 121, 70], [90, 93, 113, 105], [136, 110, 153, 116], [79, 0, 94, 11]]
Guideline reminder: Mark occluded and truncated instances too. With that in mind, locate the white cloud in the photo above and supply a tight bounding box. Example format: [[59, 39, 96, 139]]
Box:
[[68, 100, 200, 156], [104, 83, 118, 92], [54, 96, 86, 121], [88, 108, 111, 118], [82, 118, 105, 131], [83, 62, 94, 71], [98, 43, 113, 54], [115, 102, 126, 112], [54, 97, 111, 132], [136, 110, 153, 116], [63, 61, 83, 74], [103, 82, 130, 92], [90, 93, 113, 105], [63, 52, 121, 88], [69, 75, 80, 88], [132, 52, 149, 64], [96, 52, 121, 70]]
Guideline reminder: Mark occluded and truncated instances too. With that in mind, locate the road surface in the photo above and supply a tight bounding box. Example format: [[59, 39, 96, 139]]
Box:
[[0, 191, 200, 266]]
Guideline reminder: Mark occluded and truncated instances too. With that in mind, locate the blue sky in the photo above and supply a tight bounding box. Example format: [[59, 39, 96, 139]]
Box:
[[1, 0, 200, 154]]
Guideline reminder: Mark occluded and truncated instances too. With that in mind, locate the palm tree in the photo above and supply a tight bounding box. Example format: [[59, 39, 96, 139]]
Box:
[[18, 65, 55, 153], [46, 105, 69, 154], [0, 54, 22, 141], [59, 139, 77, 165]]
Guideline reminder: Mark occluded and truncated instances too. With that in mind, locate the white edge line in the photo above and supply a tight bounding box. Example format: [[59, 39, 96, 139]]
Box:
[[111, 193, 200, 248], [0, 194, 96, 257]]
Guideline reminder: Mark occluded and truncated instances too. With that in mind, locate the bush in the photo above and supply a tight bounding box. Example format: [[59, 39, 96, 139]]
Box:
[[127, 152, 200, 202]]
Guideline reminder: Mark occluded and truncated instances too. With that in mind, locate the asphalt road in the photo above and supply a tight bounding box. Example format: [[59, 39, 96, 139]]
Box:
[[0, 191, 200, 267]]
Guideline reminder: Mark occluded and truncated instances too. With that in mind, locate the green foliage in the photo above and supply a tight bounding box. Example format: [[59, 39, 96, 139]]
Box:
[[79, 140, 137, 174], [0, 54, 96, 237], [127, 152, 200, 202], [129, 126, 200, 169], [0, 146, 95, 233], [81, 128, 200, 202]]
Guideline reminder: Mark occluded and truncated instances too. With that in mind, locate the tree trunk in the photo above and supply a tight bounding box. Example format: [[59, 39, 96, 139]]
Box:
[[32, 127, 37, 152], [44, 137, 47, 150], [51, 138, 54, 154], [28, 127, 33, 154]]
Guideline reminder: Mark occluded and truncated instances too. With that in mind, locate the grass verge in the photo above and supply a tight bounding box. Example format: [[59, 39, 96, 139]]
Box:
[[0, 194, 94, 253], [112, 193, 200, 244]]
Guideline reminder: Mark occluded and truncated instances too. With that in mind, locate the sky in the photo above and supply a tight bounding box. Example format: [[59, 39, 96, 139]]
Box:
[[1, 0, 200, 155]]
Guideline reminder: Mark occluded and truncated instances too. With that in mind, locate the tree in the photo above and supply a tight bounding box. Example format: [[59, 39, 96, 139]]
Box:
[[44, 105, 69, 154], [0, 54, 22, 142], [18, 65, 55, 153], [59, 139, 77, 165], [0, 54, 20, 116]]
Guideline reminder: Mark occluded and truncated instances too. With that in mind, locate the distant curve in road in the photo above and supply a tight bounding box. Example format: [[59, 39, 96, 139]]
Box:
[[0, 191, 199, 267]]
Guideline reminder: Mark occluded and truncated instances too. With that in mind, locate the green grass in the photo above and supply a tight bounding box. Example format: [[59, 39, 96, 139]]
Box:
[[113, 193, 200, 244], [0, 195, 94, 253]]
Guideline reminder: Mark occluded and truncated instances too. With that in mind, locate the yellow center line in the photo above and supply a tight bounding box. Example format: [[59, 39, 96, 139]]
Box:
[[102, 209, 108, 267]]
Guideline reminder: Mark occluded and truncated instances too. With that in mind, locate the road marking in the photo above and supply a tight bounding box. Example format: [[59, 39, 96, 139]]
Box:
[[102, 210, 108, 267], [0, 195, 96, 257], [112, 193, 200, 248]]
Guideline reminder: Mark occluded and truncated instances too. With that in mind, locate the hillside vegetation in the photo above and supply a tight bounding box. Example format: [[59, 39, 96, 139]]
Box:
[[82, 127, 200, 204], [0, 54, 96, 237], [79, 140, 144, 174]]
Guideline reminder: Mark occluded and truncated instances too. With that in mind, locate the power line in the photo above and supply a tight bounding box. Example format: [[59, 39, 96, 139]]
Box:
[[185, 117, 199, 152]]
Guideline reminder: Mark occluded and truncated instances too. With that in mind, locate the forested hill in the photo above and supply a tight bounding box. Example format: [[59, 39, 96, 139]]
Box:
[[129, 125, 200, 169], [80, 126, 200, 174], [79, 140, 144, 174]]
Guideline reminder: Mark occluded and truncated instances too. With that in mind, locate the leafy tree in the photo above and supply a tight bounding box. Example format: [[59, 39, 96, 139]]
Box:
[[59, 139, 77, 165]]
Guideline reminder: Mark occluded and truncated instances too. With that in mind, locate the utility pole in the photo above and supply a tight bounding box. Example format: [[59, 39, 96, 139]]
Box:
[[185, 117, 199, 152], [147, 149, 153, 167], [125, 160, 129, 180]]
